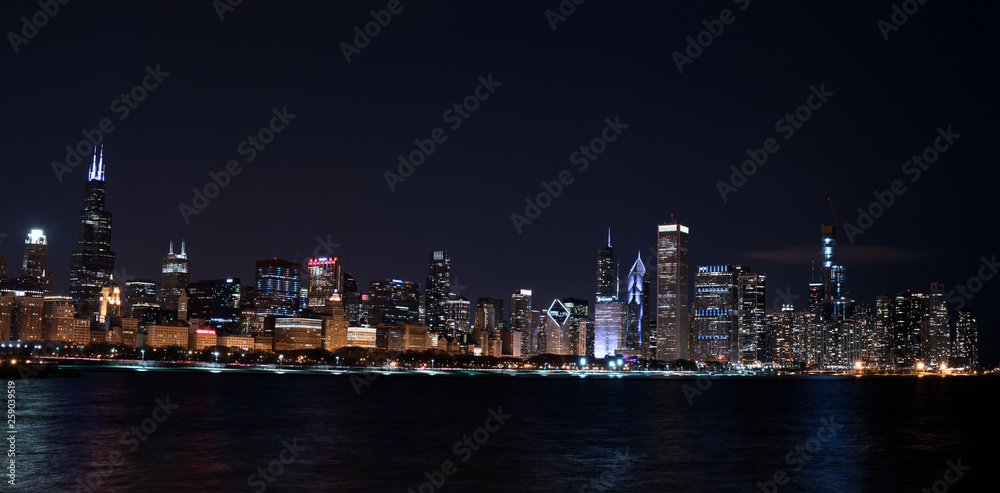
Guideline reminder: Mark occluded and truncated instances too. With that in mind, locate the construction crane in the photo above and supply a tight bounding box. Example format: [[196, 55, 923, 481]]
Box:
[[827, 197, 838, 225]]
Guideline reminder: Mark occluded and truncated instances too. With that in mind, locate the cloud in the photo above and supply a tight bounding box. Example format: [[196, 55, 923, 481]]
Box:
[[740, 245, 942, 265]]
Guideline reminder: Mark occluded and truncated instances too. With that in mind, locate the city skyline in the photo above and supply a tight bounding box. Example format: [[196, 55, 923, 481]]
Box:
[[0, 157, 985, 367], [2, 1, 996, 366]]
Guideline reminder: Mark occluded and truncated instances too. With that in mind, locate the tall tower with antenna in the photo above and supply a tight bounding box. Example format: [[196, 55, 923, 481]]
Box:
[[69, 146, 116, 319]]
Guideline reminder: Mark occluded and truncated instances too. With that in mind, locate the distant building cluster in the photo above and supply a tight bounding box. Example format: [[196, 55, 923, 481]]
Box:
[[0, 148, 981, 369]]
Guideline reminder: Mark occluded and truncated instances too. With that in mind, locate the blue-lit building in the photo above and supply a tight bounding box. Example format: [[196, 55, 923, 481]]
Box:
[[693, 264, 738, 363], [254, 259, 302, 317], [623, 252, 650, 358]]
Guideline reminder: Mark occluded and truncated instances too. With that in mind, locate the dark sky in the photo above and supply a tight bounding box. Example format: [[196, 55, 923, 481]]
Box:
[[2, 1, 998, 364]]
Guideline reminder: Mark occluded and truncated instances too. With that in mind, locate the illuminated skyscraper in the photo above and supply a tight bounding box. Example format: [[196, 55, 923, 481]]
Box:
[[254, 259, 302, 317], [160, 240, 189, 312], [444, 297, 471, 335], [693, 265, 738, 363], [543, 299, 572, 355], [736, 266, 766, 365], [656, 221, 690, 361], [594, 301, 624, 358], [20, 229, 52, 294], [923, 282, 950, 366], [69, 146, 116, 318], [425, 250, 452, 333], [562, 297, 590, 356], [511, 289, 532, 353], [596, 228, 615, 301], [307, 257, 344, 312], [624, 252, 650, 357], [954, 307, 978, 369]]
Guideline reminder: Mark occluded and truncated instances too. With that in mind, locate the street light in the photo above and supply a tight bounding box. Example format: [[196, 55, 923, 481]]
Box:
[[214, 351, 219, 364], [279, 354, 284, 369], [431, 359, 434, 369]]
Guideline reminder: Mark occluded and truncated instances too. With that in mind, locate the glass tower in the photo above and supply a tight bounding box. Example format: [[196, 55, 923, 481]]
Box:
[[656, 222, 690, 361]]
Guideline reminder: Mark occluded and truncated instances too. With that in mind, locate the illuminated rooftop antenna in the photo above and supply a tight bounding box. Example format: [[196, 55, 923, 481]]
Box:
[[607, 227, 612, 248]]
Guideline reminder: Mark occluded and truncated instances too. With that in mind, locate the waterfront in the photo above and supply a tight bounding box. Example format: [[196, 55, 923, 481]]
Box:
[[11, 370, 990, 492]]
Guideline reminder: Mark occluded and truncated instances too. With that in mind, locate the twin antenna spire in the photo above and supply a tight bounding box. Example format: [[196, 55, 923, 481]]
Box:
[[88, 145, 105, 182], [168, 240, 187, 257]]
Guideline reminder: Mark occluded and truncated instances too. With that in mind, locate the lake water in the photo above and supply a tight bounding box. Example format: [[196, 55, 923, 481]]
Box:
[[9, 370, 990, 492]]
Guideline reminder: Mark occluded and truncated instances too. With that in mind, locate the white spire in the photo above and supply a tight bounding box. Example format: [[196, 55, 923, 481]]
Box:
[[88, 147, 98, 181], [608, 227, 612, 248], [169, 240, 174, 255], [181, 239, 186, 256], [97, 145, 104, 181]]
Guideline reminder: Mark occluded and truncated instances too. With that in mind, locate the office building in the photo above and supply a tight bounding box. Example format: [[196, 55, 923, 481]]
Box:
[[307, 257, 344, 312], [160, 240, 189, 312], [425, 251, 452, 333], [368, 279, 421, 325], [69, 146, 116, 318], [656, 221, 690, 361], [254, 259, 302, 316], [693, 265, 738, 363]]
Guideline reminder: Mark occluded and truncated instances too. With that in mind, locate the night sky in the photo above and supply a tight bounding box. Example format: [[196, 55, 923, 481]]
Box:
[[2, 1, 997, 364]]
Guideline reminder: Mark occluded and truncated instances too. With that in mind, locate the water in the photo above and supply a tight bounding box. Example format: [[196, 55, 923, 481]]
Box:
[[9, 370, 990, 492]]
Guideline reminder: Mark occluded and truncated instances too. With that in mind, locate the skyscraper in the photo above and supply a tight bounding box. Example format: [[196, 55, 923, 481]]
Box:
[[476, 296, 504, 331], [819, 223, 847, 318], [20, 229, 52, 294], [656, 221, 690, 361], [596, 228, 615, 301], [543, 299, 572, 355], [425, 251, 452, 333], [736, 266, 767, 366], [307, 257, 344, 312], [954, 307, 978, 369], [925, 282, 950, 366], [693, 265, 738, 363], [624, 252, 650, 357], [254, 258, 302, 317], [123, 280, 159, 319], [69, 146, 116, 318], [594, 301, 624, 358], [368, 279, 421, 325], [562, 297, 590, 356], [160, 240, 189, 312]]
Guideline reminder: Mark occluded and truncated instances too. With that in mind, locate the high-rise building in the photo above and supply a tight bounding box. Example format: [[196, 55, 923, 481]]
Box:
[[656, 222, 690, 361], [543, 299, 572, 355], [307, 257, 344, 312], [42, 296, 75, 342], [0, 253, 7, 281], [924, 282, 950, 366], [69, 146, 116, 318], [954, 307, 978, 369], [123, 280, 158, 318], [693, 265, 738, 363], [186, 280, 215, 321], [445, 297, 471, 335], [819, 223, 847, 319], [594, 301, 625, 358], [736, 266, 767, 366], [511, 289, 532, 352], [210, 278, 242, 331], [888, 290, 926, 368], [323, 293, 350, 352], [254, 259, 302, 317], [0, 293, 14, 340], [368, 279, 420, 325], [12, 294, 44, 341], [562, 297, 590, 356], [19, 230, 52, 294], [624, 252, 650, 358], [476, 296, 504, 331], [596, 228, 616, 301], [425, 251, 452, 333], [160, 240, 189, 312]]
